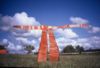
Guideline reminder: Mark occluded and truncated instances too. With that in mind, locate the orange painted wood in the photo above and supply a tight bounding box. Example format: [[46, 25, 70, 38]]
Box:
[[13, 24, 88, 63], [48, 30, 59, 62], [38, 30, 48, 63], [13, 24, 88, 30], [0, 50, 7, 54]]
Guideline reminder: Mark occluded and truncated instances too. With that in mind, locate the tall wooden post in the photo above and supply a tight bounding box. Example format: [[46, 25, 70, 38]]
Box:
[[38, 30, 48, 63], [48, 30, 59, 62]]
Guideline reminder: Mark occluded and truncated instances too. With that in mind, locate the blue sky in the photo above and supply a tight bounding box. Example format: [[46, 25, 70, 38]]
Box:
[[0, 0, 100, 54], [0, 0, 100, 26]]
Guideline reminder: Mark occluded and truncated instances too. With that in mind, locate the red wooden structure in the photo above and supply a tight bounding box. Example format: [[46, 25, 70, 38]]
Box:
[[0, 49, 7, 54], [13, 24, 88, 63], [0, 46, 8, 54]]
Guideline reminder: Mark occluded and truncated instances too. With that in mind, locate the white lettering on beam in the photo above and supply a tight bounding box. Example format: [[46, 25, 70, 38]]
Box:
[[69, 24, 80, 28]]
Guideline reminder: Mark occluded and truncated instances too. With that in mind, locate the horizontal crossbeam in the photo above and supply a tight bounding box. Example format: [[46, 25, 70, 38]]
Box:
[[13, 24, 89, 30]]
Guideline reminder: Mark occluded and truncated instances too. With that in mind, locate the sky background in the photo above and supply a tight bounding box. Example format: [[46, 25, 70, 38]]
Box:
[[0, 0, 100, 54]]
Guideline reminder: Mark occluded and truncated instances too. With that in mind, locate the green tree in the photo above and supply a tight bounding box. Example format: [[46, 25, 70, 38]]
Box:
[[62, 45, 75, 53], [25, 45, 35, 54], [76, 45, 84, 54]]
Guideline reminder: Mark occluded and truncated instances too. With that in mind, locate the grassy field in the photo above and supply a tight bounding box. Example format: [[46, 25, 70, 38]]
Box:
[[0, 54, 100, 68]]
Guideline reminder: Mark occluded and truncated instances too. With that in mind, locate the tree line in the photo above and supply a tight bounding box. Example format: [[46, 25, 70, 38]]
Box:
[[62, 45, 84, 54], [0, 44, 84, 54], [1, 44, 100, 54]]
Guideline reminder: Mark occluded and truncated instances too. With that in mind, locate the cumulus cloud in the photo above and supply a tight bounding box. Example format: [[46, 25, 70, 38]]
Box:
[[0, 12, 41, 54], [88, 26, 100, 33], [13, 30, 42, 38], [56, 36, 100, 51], [78, 36, 100, 49], [77, 38, 88, 43], [7, 43, 23, 51], [3, 39, 8, 44], [87, 36, 100, 49], [16, 37, 37, 46], [16, 37, 39, 53], [56, 37, 75, 51], [63, 29, 78, 38], [70, 17, 89, 24], [55, 28, 78, 38], [16, 37, 29, 45], [0, 12, 100, 54], [2, 38, 38, 54], [0, 12, 40, 31], [12, 12, 40, 26], [2, 39, 25, 54], [53, 27, 79, 51]]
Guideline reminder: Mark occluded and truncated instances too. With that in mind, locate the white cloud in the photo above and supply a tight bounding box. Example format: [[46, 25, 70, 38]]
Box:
[[2, 39, 9, 47], [12, 12, 40, 26], [12, 30, 42, 38], [16, 37, 36, 46], [2, 39, 26, 54], [7, 42, 15, 50], [56, 36, 100, 51], [0, 12, 42, 47], [90, 36, 100, 45], [89, 26, 100, 33], [16, 37, 28, 45], [1, 12, 100, 54], [16, 37, 38, 51], [70, 17, 88, 24], [77, 36, 100, 49], [77, 38, 88, 43], [53, 28, 79, 51], [3, 39, 8, 44], [0, 12, 40, 31], [56, 37, 77, 51], [23, 30, 42, 38], [55, 28, 78, 38], [7, 43, 23, 51], [0, 12, 42, 54], [91, 36, 100, 40], [0, 26, 10, 31], [63, 29, 78, 38], [1, 35, 100, 53], [1, 38, 37, 54]]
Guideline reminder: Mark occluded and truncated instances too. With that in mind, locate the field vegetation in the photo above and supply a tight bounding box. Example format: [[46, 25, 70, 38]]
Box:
[[0, 53, 100, 68]]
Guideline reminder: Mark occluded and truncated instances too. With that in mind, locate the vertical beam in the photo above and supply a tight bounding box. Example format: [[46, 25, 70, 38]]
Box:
[[48, 30, 59, 62], [38, 30, 48, 63]]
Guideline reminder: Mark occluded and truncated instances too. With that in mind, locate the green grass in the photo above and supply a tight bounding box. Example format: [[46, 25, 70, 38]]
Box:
[[0, 54, 100, 68]]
